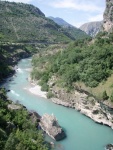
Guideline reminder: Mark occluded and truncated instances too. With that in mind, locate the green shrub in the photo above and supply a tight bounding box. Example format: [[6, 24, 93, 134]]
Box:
[[41, 83, 49, 92], [47, 91, 54, 99]]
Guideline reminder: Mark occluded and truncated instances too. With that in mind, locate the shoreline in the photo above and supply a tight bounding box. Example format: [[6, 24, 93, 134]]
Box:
[[27, 77, 113, 129], [27, 79, 113, 129], [28, 77, 47, 99], [51, 97, 113, 129], [29, 84, 47, 98], [27, 66, 113, 130]]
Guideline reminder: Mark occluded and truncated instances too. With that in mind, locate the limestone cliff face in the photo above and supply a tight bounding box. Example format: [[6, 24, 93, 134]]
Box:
[[103, 0, 113, 32], [79, 21, 102, 37]]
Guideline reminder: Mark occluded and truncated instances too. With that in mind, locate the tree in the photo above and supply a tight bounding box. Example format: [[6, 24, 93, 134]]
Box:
[[102, 91, 109, 100], [110, 92, 113, 102]]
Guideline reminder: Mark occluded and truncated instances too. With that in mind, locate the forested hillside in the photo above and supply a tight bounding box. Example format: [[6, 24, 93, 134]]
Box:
[[0, 1, 73, 43], [31, 32, 113, 101]]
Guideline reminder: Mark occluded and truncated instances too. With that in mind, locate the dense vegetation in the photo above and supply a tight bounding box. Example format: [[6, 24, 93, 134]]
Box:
[[0, 88, 49, 150], [0, 43, 39, 82], [31, 32, 113, 100], [0, 1, 74, 43]]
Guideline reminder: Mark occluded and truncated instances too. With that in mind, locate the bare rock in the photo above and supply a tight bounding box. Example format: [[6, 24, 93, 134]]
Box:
[[8, 104, 21, 110], [51, 98, 71, 107], [39, 113, 66, 141], [103, 0, 113, 32]]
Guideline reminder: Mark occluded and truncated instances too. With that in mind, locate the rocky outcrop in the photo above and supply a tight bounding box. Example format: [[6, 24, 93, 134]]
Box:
[[8, 104, 21, 110], [80, 21, 102, 37], [49, 84, 113, 129], [103, 0, 113, 32], [106, 144, 113, 150], [39, 113, 66, 141]]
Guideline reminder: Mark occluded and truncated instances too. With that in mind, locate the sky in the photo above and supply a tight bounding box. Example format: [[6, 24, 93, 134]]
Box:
[[2, 0, 106, 27]]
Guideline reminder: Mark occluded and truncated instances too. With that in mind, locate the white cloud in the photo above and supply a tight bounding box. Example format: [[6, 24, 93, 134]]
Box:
[[88, 14, 103, 22], [50, 0, 104, 12]]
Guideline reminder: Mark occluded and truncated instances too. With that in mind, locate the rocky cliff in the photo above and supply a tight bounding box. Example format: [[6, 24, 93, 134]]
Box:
[[50, 85, 113, 129], [103, 0, 113, 32], [80, 21, 102, 37]]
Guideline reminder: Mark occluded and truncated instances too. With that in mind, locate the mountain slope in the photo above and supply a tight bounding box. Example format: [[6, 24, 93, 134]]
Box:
[[31, 0, 113, 104], [48, 17, 90, 40], [0, 1, 72, 43], [80, 21, 102, 37], [48, 16, 73, 27]]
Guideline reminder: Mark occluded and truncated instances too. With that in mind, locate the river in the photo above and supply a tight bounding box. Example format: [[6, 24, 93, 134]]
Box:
[[1, 58, 113, 150]]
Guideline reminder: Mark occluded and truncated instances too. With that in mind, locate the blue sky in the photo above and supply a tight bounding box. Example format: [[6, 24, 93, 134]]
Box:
[[3, 0, 106, 27]]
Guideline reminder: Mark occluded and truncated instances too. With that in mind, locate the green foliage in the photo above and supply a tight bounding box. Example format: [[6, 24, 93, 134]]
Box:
[[0, 44, 32, 82], [41, 83, 49, 92], [0, 1, 72, 43], [31, 34, 113, 92], [110, 92, 113, 102], [47, 91, 54, 99], [0, 89, 48, 150], [102, 91, 109, 100]]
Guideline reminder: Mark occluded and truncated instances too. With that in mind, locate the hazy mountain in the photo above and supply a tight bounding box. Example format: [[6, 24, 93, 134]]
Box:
[[48, 16, 90, 40], [80, 21, 103, 37]]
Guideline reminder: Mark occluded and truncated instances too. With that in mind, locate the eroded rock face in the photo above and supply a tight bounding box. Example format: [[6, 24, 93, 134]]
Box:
[[49, 84, 113, 129], [103, 0, 113, 32], [80, 21, 102, 37], [8, 104, 21, 110], [39, 114, 66, 141]]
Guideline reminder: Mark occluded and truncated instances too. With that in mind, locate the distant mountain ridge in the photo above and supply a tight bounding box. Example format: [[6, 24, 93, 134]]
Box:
[[48, 16, 73, 27], [80, 21, 103, 37], [48, 16, 90, 40]]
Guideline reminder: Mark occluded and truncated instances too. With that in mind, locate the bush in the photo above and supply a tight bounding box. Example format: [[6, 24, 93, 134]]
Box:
[[41, 83, 49, 92], [47, 91, 54, 99], [102, 91, 109, 100]]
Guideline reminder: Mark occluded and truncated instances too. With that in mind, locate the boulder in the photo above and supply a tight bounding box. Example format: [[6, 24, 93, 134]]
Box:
[[106, 144, 113, 150], [39, 113, 66, 141]]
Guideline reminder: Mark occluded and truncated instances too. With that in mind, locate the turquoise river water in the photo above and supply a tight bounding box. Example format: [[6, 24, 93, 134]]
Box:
[[1, 58, 113, 150]]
